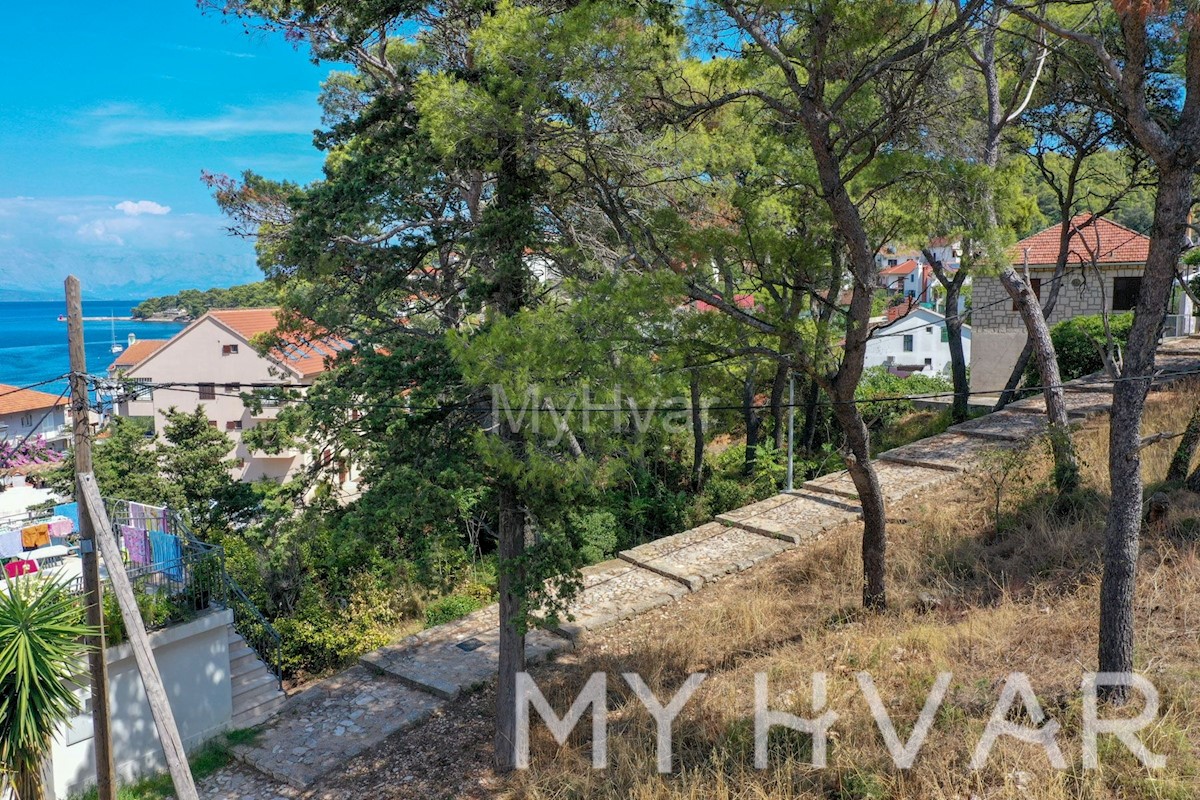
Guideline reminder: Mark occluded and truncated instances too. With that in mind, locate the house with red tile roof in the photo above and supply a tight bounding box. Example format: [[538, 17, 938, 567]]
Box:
[[968, 214, 1185, 395], [113, 308, 355, 485], [877, 258, 935, 302], [0, 384, 71, 453]]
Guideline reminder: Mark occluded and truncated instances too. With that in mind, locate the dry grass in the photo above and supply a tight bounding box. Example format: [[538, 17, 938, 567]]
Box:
[[499, 387, 1200, 800]]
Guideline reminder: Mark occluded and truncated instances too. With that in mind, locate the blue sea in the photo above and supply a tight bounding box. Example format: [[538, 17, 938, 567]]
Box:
[[0, 301, 188, 396]]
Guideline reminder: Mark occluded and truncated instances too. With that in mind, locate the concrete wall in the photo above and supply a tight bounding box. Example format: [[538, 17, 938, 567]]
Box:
[[970, 264, 1144, 395], [119, 317, 310, 482], [864, 309, 971, 377], [48, 609, 234, 800], [0, 406, 68, 451]]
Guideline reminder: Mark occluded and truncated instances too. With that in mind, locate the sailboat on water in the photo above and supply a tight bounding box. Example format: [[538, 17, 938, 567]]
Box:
[[110, 312, 123, 354]]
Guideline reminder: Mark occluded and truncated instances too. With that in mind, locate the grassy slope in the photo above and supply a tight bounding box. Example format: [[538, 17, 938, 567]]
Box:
[[499, 385, 1200, 800]]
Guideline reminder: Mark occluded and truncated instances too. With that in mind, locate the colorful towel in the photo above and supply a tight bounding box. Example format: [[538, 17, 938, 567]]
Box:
[[54, 502, 79, 529], [149, 531, 183, 582], [0, 530, 23, 559], [47, 517, 74, 538], [121, 524, 152, 566], [20, 523, 50, 550], [4, 559, 38, 579]]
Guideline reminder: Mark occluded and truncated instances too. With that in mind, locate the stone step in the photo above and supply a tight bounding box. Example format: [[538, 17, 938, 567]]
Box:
[[233, 679, 284, 715], [233, 671, 279, 701], [617, 522, 791, 591], [231, 691, 288, 731]]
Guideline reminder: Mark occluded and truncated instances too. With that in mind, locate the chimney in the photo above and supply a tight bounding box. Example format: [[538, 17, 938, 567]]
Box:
[[127, 333, 136, 346]]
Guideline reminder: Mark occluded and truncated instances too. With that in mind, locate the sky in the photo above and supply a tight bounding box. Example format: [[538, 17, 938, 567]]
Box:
[[0, 3, 336, 301]]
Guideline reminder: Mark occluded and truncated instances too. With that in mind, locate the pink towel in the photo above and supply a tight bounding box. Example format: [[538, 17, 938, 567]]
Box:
[[122, 524, 152, 565], [5, 559, 38, 578]]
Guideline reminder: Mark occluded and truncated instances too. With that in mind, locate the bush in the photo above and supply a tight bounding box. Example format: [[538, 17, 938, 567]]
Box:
[[1024, 312, 1133, 386], [423, 593, 486, 628], [855, 366, 953, 426]]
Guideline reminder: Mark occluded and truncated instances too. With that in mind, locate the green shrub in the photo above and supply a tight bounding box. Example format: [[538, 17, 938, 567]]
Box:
[[855, 366, 953, 425], [423, 593, 485, 628], [1024, 312, 1133, 386], [700, 476, 755, 518], [568, 510, 620, 564]]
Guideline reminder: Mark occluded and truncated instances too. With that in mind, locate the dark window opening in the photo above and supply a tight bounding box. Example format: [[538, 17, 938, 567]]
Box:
[[198, 383, 216, 400], [1113, 277, 1142, 311], [903, 335, 914, 352], [222, 344, 239, 355]]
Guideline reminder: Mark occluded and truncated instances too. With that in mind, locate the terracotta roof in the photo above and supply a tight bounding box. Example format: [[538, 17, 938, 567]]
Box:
[[879, 258, 920, 276], [208, 308, 351, 379], [1010, 214, 1150, 267], [109, 339, 169, 370], [0, 384, 67, 416]]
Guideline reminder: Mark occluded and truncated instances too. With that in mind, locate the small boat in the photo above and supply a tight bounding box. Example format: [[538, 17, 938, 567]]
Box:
[[57, 314, 66, 322], [109, 314, 123, 354]]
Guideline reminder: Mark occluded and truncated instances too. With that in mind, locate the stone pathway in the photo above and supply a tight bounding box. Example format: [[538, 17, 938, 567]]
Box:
[[200, 337, 1200, 797]]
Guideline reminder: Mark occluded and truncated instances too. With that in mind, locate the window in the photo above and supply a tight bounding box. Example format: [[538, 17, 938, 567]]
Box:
[[225, 383, 241, 394], [903, 334, 914, 352], [940, 326, 949, 343], [924, 358, 933, 367], [20, 413, 32, 427], [925, 326, 933, 333], [1011, 278, 1042, 310], [198, 383, 216, 400], [1113, 277, 1142, 311], [887, 258, 898, 267], [225, 420, 243, 431], [207, 420, 217, 428], [130, 377, 153, 400], [222, 344, 239, 355]]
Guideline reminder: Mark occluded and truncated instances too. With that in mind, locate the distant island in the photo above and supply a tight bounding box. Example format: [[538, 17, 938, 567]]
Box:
[[132, 282, 279, 321]]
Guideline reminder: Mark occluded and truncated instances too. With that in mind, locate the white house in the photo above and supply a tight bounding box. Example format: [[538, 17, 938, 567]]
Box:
[[0, 384, 71, 453], [114, 308, 353, 486], [864, 305, 971, 377]]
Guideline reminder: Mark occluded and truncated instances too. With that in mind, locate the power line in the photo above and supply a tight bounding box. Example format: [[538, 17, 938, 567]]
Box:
[[0, 375, 72, 399], [79, 360, 1200, 415]]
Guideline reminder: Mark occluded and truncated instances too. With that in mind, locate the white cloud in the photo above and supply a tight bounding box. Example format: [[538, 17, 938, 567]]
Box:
[[75, 220, 125, 246], [80, 101, 320, 146], [115, 200, 171, 216]]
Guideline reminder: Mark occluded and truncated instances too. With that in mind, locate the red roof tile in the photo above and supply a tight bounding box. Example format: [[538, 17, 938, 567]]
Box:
[[1010, 214, 1150, 267], [109, 339, 169, 370], [208, 308, 350, 379], [0, 385, 67, 416], [879, 259, 920, 276]]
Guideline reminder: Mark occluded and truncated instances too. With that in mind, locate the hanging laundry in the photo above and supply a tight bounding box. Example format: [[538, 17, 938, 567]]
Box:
[[149, 531, 184, 582], [46, 517, 74, 539], [128, 501, 148, 530], [21, 523, 50, 550], [122, 524, 152, 566], [4, 559, 38, 579], [54, 502, 79, 530], [0, 529, 23, 559]]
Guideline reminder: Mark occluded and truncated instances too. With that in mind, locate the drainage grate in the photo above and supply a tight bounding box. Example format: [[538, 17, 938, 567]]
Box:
[[456, 637, 485, 652]]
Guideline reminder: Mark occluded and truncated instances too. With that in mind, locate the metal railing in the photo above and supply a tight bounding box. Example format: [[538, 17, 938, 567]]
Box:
[[99, 500, 285, 686]]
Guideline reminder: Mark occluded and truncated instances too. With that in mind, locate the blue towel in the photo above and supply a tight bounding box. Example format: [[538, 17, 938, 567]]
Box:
[[0, 529, 23, 559], [54, 503, 79, 530], [149, 531, 184, 582]]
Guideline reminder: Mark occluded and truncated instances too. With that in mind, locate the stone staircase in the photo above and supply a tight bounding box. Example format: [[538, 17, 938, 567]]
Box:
[[228, 628, 287, 729]]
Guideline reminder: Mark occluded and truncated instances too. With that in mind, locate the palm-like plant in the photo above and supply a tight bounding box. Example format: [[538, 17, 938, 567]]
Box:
[[0, 576, 94, 800]]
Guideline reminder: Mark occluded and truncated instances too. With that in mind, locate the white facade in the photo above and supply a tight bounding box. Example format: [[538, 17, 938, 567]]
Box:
[[0, 396, 71, 453], [47, 610, 234, 800], [116, 315, 311, 484], [864, 307, 971, 377]]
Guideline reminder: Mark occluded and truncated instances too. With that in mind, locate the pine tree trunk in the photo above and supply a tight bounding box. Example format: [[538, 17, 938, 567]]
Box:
[[829, 393, 886, 608], [800, 378, 819, 455], [943, 281, 969, 423], [690, 372, 705, 489], [998, 267, 1080, 493], [769, 361, 789, 450], [1167, 400, 1200, 483], [743, 374, 761, 476], [492, 141, 534, 772], [1099, 166, 1192, 700]]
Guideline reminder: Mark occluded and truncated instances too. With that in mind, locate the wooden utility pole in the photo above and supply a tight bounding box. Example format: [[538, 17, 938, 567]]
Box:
[[65, 276, 117, 800], [78, 474, 199, 800]]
